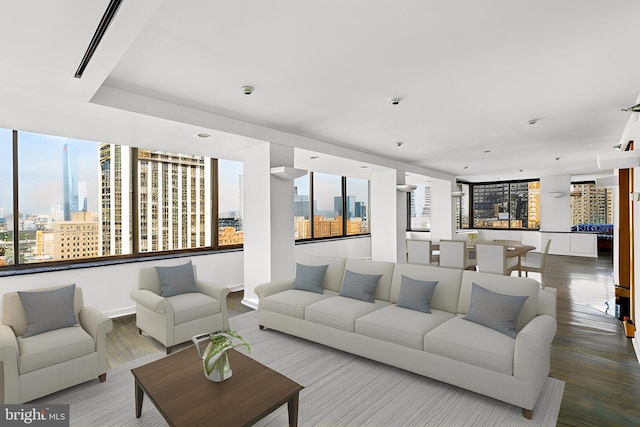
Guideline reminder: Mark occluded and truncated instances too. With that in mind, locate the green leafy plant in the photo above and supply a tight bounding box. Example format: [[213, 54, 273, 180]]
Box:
[[203, 329, 251, 377]]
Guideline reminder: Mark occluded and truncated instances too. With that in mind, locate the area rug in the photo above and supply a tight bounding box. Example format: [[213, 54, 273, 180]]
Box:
[[33, 311, 564, 426]]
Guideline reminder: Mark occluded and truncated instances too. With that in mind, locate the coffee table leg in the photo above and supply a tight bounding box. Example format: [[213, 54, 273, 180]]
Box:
[[135, 381, 144, 418], [287, 392, 300, 427]]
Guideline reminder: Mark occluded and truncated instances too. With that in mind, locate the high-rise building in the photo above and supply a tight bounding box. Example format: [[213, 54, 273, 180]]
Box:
[[99, 144, 131, 256], [62, 143, 79, 221], [78, 181, 88, 212], [136, 149, 210, 252]]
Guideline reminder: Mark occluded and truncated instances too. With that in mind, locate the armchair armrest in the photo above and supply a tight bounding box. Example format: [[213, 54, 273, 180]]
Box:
[[197, 281, 231, 330], [130, 289, 171, 313], [78, 306, 113, 345], [0, 324, 20, 403], [513, 314, 557, 380], [255, 278, 295, 300]]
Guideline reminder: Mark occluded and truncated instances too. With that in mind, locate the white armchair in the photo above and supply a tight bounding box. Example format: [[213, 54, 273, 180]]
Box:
[[0, 284, 113, 403], [130, 261, 230, 354]]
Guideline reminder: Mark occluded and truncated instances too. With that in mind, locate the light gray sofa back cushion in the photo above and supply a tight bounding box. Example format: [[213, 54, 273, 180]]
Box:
[[391, 264, 463, 313], [459, 271, 540, 331], [344, 259, 395, 301], [302, 256, 347, 293]]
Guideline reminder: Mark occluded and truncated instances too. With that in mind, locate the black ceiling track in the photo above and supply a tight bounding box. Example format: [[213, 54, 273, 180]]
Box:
[[74, 0, 123, 79]]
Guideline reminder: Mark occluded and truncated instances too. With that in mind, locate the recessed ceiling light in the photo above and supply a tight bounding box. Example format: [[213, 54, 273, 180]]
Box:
[[483, 150, 491, 154], [241, 85, 254, 95], [390, 97, 401, 105], [197, 133, 211, 138], [555, 157, 560, 161], [396, 142, 404, 147], [310, 156, 319, 159], [360, 165, 368, 168], [464, 166, 469, 170]]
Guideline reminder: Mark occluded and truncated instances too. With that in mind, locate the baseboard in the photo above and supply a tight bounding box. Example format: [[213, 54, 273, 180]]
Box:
[[241, 296, 258, 310], [104, 306, 136, 319]]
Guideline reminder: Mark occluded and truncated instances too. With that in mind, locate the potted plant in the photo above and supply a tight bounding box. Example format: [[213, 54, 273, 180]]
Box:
[[192, 330, 251, 382]]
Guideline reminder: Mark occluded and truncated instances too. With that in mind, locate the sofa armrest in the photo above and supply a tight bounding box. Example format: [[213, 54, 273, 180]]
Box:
[[130, 289, 171, 313], [197, 281, 231, 329], [513, 314, 557, 379], [537, 287, 557, 319], [255, 278, 295, 300], [0, 325, 20, 403]]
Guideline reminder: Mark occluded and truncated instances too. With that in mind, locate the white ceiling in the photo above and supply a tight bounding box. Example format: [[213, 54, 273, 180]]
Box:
[[1, 0, 640, 182]]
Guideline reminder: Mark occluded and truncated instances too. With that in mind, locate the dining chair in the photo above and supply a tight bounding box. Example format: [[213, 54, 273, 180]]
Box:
[[438, 240, 475, 269], [475, 243, 519, 275], [406, 239, 435, 265], [520, 239, 552, 277]]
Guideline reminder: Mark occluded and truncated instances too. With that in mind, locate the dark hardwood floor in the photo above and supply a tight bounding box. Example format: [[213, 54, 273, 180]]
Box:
[[106, 254, 640, 425]]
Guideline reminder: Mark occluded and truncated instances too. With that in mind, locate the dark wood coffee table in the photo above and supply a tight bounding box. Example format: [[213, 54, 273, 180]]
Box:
[[131, 347, 304, 426]]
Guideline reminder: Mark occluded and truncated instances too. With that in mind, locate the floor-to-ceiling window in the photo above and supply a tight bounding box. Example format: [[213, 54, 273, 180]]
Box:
[[0, 129, 13, 266]]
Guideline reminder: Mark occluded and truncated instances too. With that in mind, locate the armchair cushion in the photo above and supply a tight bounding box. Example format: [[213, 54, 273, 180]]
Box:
[[169, 293, 221, 325], [17, 327, 94, 374], [17, 284, 78, 337], [156, 261, 198, 297]]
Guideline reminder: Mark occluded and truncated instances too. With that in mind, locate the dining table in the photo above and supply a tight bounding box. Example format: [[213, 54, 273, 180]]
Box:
[[432, 240, 536, 276]]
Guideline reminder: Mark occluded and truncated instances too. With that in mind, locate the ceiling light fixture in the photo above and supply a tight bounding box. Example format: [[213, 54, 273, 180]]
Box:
[[396, 142, 404, 147], [241, 86, 254, 95], [483, 150, 491, 154], [528, 119, 539, 125], [197, 133, 211, 138], [310, 155, 319, 159], [390, 97, 401, 105], [612, 144, 622, 150]]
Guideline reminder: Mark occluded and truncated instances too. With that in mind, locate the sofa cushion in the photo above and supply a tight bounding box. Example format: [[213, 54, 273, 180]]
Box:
[[156, 261, 198, 297], [339, 270, 382, 303], [167, 292, 221, 325], [261, 289, 338, 319], [397, 275, 438, 313], [18, 284, 78, 338], [356, 305, 454, 350], [292, 263, 329, 294], [464, 283, 528, 338], [305, 296, 390, 332], [344, 259, 395, 302], [459, 271, 540, 331], [390, 264, 463, 313], [18, 326, 95, 374], [424, 317, 516, 375]]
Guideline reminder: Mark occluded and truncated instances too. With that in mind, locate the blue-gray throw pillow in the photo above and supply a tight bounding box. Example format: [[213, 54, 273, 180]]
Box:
[[339, 270, 382, 303], [156, 261, 198, 297], [292, 263, 329, 294], [397, 275, 438, 313], [463, 282, 529, 338], [18, 284, 78, 338]]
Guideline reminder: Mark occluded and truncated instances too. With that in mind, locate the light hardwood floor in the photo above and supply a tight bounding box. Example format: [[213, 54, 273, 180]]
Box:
[[106, 254, 640, 426]]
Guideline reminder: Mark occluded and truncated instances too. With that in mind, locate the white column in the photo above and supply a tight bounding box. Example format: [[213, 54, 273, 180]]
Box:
[[242, 142, 297, 308], [429, 178, 456, 243], [370, 169, 401, 262]]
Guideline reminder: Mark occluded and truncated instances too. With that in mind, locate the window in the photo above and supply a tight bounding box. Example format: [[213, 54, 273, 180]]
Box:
[[468, 180, 540, 229], [345, 177, 369, 235], [217, 159, 243, 246], [570, 182, 612, 227], [294, 174, 311, 239], [295, 172, 370, 241], [409, 185, 431, 230], [0, 129, 13, 266], [455, 182, 470, 229], [1, 127, 245, 271], [313, 173, 343, 238]]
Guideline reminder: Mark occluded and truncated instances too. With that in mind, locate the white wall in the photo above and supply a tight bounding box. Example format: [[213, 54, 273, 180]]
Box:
[[540, 175, 571, 232], [370, 169, 400, 262], [0, 251, 244, 319], [295, 237, 371, 262]]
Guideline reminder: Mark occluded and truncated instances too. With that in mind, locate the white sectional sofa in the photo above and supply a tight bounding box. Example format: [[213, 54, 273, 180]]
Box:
[[255, 256, 557, 419]]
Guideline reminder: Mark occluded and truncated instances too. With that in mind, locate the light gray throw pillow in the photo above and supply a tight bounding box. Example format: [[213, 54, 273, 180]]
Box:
[[339, 270, 382, 303], [156, 261, 199, 297], [292, 263, 329, 294], [18, 284, 78, 337], [463, 282, 529, 338], [397, 275, 438, 313]]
